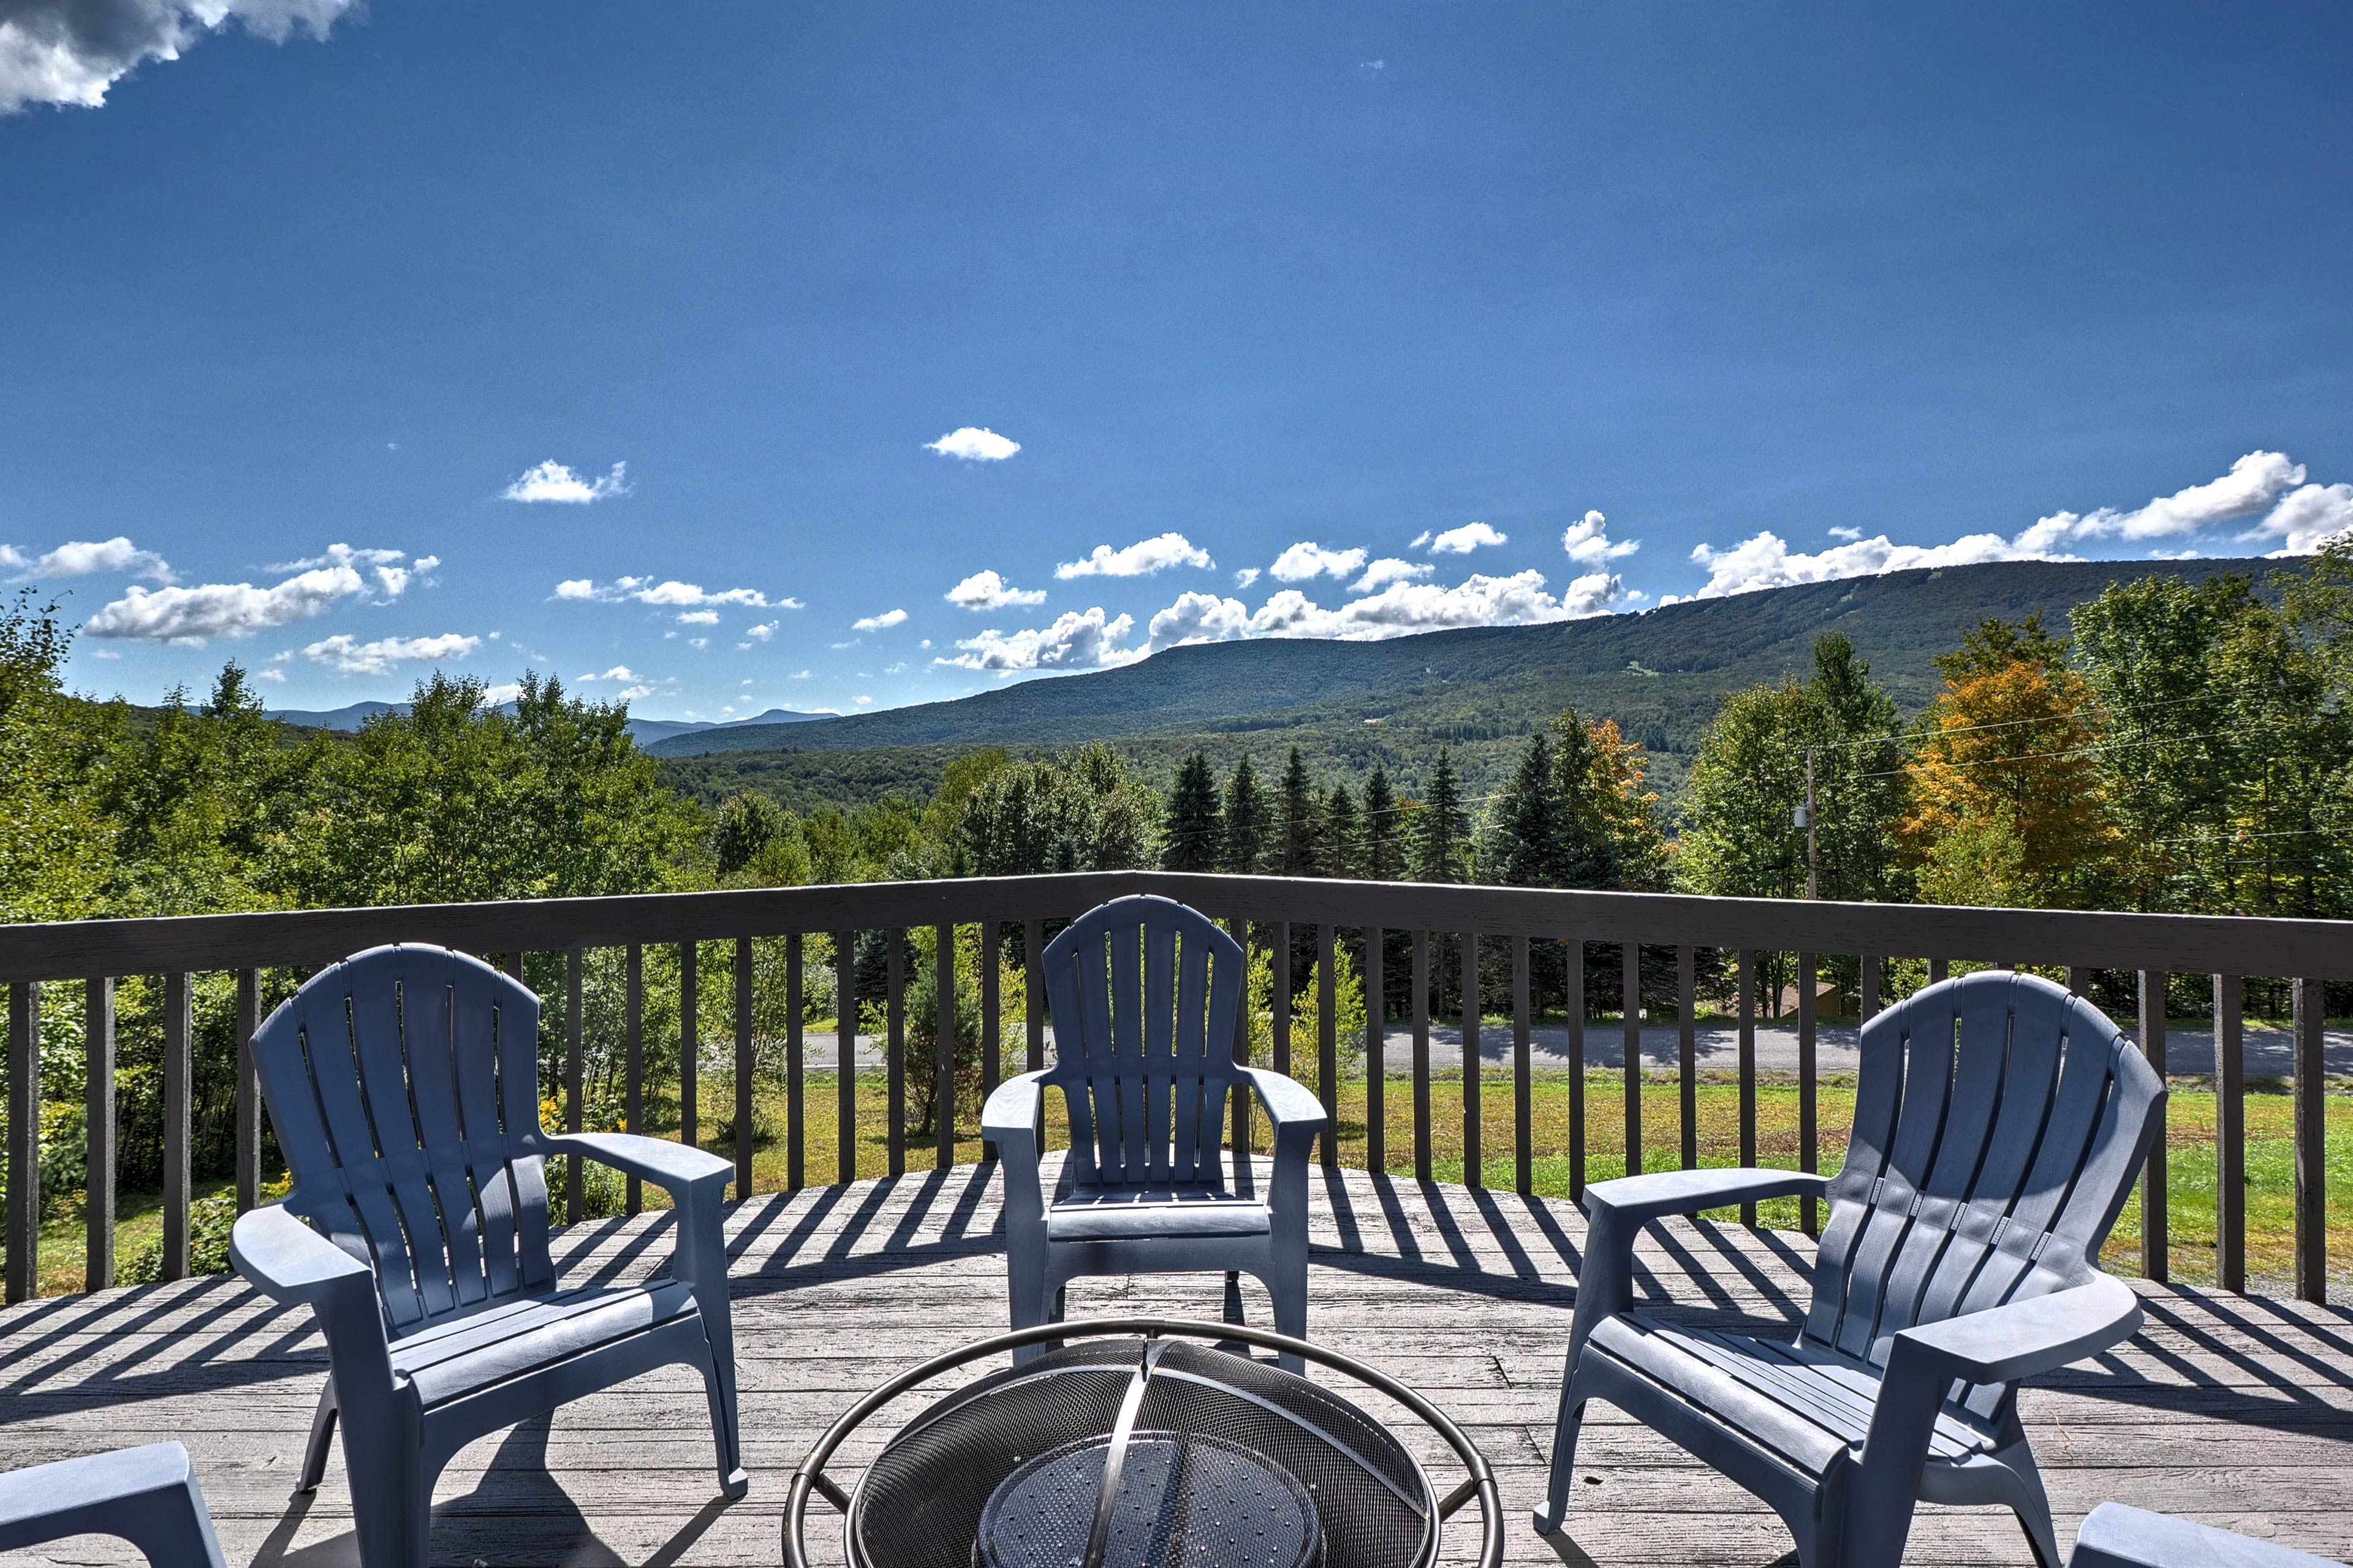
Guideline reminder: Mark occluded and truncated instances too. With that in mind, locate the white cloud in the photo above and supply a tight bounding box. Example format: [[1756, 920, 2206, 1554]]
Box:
[[675, 610, 719, 625], [789, 669, 813, 679], [1148, 569, 1621, 650], [1428, 521, 1506, 554], [554, 575, 789, 608], [689, 637, 708, 649], [1827, 526, 1863, 541], [481, 682, 525, 706], [85, 551, 401, 645], [852, 607, 908, 632], [0, 0, 355, 115], [924, 427, 1021, 461], [937, 607, 1142, 672], [303, 632, 481, 676], [855, 694, 874, 705], [945, 569, 1047, 610], [1055, 532, 1213, 579], [1268, 542, 1368, 583], [1675, 451, 2344, 601], [1233, 567, 1261, 590], [1408, 530, 1431, 550], [884, 661, 908, 674], [578, 665, 641, 683], [502, 460, 629, 504], [745, 621, 778, 640], [270, 543, 432, 599], [1349, 558, 1431, 594], [615, 683, 654, 702], [254, 666, 285, 683], [1146, 592, 1252, 649], [0, 536, 173, 582], [1559, 510, 1638, 568]]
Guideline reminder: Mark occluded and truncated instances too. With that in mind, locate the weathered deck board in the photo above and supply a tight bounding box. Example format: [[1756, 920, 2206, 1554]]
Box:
[[5, 1164, 2352, 1567]]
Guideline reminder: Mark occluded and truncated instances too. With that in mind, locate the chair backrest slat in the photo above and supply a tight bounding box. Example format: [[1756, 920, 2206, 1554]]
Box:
[[1807, 971, 2164, 1377], [253, 945, 556, 1336], [1042, 897, 1248, 1188]]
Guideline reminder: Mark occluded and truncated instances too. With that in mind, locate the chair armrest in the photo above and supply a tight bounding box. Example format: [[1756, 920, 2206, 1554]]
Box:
[[982, 1072, 1046, 1150], [1583, 1166, 1830, 1225], [230, 1203, 373, 1305], [1241, 1067, 1328, 1135], [1890, 1271, 2142, 1385], [2074, 1502, 2349, 1568], [544, 1132, 732, 1200], [0, 1441, 194, 1529]]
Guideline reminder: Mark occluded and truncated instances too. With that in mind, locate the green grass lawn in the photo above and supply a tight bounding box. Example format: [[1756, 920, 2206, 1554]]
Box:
[[21, 1070, 2350, 1298]]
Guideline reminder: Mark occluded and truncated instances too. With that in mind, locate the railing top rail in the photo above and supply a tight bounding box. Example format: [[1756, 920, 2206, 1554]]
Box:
[[1, 871, 2349, 983]]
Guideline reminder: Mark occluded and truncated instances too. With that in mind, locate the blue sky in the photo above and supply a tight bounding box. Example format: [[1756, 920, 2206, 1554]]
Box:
[[2, 2, 2348, 721]]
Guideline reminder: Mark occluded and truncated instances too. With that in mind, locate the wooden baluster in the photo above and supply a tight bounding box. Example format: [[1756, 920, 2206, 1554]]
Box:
[[1271, 920, 1292, 1080], [1567, 937, 1586, 1204], [566, 950, 585, 1224], [624, 944, 644, 1216], [887, 929, 906, 1178], [1229, 916, 1252, 1183], [235, 969, 260, 1213], [1316, 924, 1338, 1170], [1365, 927, 1385, 1174], [1738, 950, 1757, 1227], [5, 980, 37, 1303], [2295, 976, 2325, 1303], [935, 922, 956, 1170], [733, 937, 754, 1202], [1928, 956, 1949, 986], [1621, 943, 1641, 1180], [680, 942, 699, 1152], [786, 933, 805, 1190], [1677, 944, 1697, 1172], [981, 922, 1002, 1161], [1861, 954, 1881, 1021], [85, 977, 115, 1293], [1512, 935, 1533, 1198], [1461, 930, 1481, 1189], [836, 931, 857, 1183], [164, 971, 191, 1280], [1024, 918, 1046, 1074], [2216, 972, 2244, 1294], [2139, 970, 2169, 1284], [2066, 964, 2090, 996], [1411, 930, 1432, 1183], [1797, 950, 1817, 1236]]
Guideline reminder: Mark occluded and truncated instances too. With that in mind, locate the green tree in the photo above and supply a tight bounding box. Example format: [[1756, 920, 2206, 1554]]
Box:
[[1276, 746, 1320, 877], [1319, 781, 1360, 879], [1411, 747, 1469, 884], [1162, 751, 1223, 871], [713, 790, 795, 879], [1221, 756, 1270, 874], [1487, 732, 1563, 887], [1360, 765, 1403, 881], [0, 589, 114, 923], [1800, 633, 1907, 903], [957, 743, 1157, 877]]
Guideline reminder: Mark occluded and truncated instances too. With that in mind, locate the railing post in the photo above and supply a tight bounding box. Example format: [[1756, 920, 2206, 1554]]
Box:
[[624, 944, 644, 1216], [982, 922, 1002, 1161], [733, 936, 754, 1202], [6, 981, 37, 1303], [163, 971, 191, 1281], [935, 922, 955, 1170], [1411, 930, 1431, 1183], [1364, 927, 1385, 1175], [1566, 936, 1585, 1204], [1621, 943, 1641, 1181], [787, 933, 805, 1191], [1461, 930, 1481, 1189], [235, 968, 260, 1213], [1737, 950, 1757, 1227], [1677, 944, 1697, 1172], [1860, 953, 1880, 1021], [2215, 972, 2244, 1294], [1316, 924, 1337, 1171], [886, 929, 906, 1179], [2295, 975, 2325, 1303], [1024, 919, 1045, 1075], [1798, 950, 1817, 1237], [836, 931, 857, 1184], [1512, 934, 1532, 1197], [1270, 920, 1292, 1079], [2139, 970, 2168, 1284], [85, 976, 115, 1293], [680, 940, 699, 1153], [565, 950, 584, 1224]]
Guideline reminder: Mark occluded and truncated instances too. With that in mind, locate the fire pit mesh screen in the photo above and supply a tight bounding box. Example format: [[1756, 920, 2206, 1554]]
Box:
[[849, 1339, 1433, 1568]]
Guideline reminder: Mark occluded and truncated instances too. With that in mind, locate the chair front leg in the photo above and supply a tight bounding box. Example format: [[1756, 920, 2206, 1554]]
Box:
[[1535, 1203, 1638, 1534], [1844, 1342, 1949, 1568], [669, 1173, 748, 1497]]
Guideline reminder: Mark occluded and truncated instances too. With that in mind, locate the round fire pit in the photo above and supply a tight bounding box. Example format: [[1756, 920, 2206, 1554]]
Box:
[[785, 1319, 1500, 1568]]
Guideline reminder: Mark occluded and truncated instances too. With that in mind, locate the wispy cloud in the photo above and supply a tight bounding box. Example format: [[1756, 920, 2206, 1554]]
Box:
[[1428, 521, 1507, 555], [0, 536, 174, 582], [85, 543, 425, 644], [1146, 569, 1622, 650], [554, 575, 794, 608], [1268, 542, 1368, 583], [745, 621, 778, 640], [924, 427, 1021, 461], [1349, 558, 1431, 594], [1233, 567, 1261, 590], [303, 632, 480, 675], [675, 610, 719, 625], [503, 460, 630, 504], [852, 607, 907, 632], [1055, 532, 1213, 579], [945, 570, 1047, 610], [0, 0, 357, 115], [272, 543, 438, 599], [936, 607, 1142, 672]]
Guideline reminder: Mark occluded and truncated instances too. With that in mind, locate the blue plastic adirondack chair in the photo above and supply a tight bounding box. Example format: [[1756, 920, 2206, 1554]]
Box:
[[982, 896, 1328, 1369], [2073, 1504, 2349, 1568], [230, 944, 745, 1568], [0, 1442, 227, 1568], [1534, 971, 2165, 1568]]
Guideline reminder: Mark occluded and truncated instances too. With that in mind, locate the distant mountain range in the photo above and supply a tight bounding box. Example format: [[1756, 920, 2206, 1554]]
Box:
[[267, 702, 837, 746], [649, 556, 2287, 812]]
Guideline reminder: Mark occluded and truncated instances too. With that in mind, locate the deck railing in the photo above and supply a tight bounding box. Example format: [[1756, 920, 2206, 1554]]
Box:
[[4, 871, 2348, 1306]]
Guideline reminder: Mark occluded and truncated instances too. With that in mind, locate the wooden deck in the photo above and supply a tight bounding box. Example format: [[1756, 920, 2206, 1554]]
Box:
[[4, 1164, 2352, 1567]]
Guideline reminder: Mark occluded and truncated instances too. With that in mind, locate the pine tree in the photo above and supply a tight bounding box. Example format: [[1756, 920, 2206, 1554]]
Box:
[[1411, 747, 1469, 884], [1360, 764, 1403, 882], [1221, 756, 1270, 874], [1491, 732, 1563, 886], [1162, 751, 1223, 871], [1548, 707, 1616, 887], [1276, 746, 1320, 877], [1320, 781, 1360, 879]]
